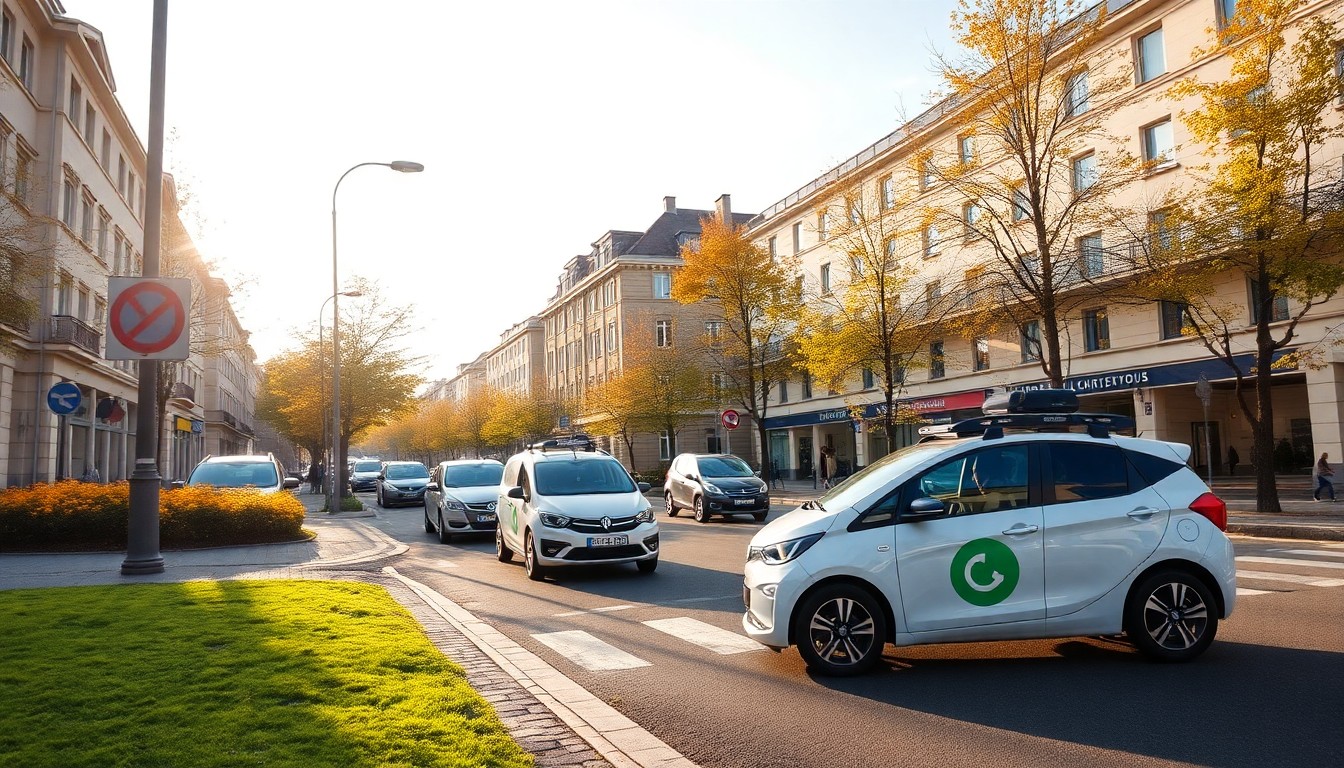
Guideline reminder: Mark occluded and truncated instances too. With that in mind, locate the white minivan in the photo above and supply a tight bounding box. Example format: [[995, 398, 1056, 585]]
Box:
[[496, 436, 659, 580]]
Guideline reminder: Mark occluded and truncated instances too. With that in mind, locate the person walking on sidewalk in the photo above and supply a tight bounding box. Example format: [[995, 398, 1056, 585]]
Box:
[[1227, 445, 1239, 476], [1313, 452, 1336, 502], [308, 462, 325, 495]]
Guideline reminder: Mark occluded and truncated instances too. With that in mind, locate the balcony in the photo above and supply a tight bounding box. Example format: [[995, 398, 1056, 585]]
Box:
[[207, 408, 252, 436], [47, 315, 101, 356], [170, 381, 196, 402]]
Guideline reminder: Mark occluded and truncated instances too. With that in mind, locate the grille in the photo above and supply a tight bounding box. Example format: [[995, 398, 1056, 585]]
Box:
[[570, 516, 640, 534], [466, 501, 496, 512], [564, 544, 647, 561]]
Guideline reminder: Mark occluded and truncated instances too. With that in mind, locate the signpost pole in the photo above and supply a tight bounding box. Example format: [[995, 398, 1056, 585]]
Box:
[[121, 0, 169, 575]]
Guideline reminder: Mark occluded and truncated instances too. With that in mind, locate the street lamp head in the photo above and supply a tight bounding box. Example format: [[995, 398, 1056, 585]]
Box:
[[388, 160, 425, 173], [339, 289, 363, 298]]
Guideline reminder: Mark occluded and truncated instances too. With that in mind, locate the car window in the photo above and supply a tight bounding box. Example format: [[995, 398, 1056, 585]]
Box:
[[503, 458, 520, 487], [384, 463, 429, 480], [816, 440, 950, 512], [1048, 443, 1127, 503], [354, 461, 381, 472], [534, 459, 637, 495], [1124, 448, 1184, 487], [190, 462, 277, 488], [519, 466, 532, 497], [906, 445, 1030, 516], [697, 456, 753, 478], [441, 464, 504, 488]]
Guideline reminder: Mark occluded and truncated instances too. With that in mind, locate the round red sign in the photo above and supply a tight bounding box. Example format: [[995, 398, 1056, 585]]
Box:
[[721, 409, 740, 430]]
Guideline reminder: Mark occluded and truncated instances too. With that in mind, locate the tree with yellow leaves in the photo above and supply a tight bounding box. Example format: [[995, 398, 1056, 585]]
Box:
[[799, 176, 941, 454], [675, 214, 801, 480], [1136, 0, 1344, 512], [929, 0, 1139, 386]]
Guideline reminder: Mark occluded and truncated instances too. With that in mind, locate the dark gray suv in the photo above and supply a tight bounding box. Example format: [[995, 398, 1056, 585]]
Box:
[[665, 453, 769, 523]]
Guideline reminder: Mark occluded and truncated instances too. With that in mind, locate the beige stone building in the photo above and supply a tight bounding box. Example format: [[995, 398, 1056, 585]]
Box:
[[747, 0, 1344, 481], [485, 316, 543, 396]]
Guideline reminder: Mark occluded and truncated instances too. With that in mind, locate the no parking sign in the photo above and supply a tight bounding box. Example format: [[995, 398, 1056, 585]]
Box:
[[104, 277, 191, 360]]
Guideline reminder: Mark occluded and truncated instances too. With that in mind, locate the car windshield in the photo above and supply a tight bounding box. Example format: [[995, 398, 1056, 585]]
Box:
[[697, 455, 754, 478], [441, 464, 504, 488], [384, 463, 429, 480], [354, 461, 381, 473], [815, 440, 954, 510], [189, 461, 277, 488], [534, 459, 636, 496]]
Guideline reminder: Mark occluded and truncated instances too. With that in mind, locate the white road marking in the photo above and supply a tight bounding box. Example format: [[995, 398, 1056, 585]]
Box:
[[668, 594, 740, 604], [1237, 570, 1344, 587], [1237, 556, 1344, 571], [531, 630, 651, 671], [642, 617, 766, 655], [553, 604, 639, 617], [1274, 549, 1344, 558], [1237, 588, 1274, 596], [432, 559, 458, 569]]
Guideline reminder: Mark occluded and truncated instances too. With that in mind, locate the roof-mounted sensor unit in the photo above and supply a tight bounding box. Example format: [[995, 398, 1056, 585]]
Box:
[[982, 389, 1080, 415]]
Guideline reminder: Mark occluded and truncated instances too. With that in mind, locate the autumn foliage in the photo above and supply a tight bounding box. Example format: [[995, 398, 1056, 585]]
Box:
[[0, 481, 307, 551]]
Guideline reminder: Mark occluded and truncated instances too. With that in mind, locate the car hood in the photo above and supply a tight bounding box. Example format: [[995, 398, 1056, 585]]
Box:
[[443, 485, 498, 504], [750, 504, 840, 546], [542, 493, 650, 519], [352, 470, 381, 478], [705, 476, 766, 492]]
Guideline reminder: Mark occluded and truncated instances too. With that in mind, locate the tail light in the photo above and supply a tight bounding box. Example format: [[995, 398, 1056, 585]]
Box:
[[1189, 492, 1227, 531]]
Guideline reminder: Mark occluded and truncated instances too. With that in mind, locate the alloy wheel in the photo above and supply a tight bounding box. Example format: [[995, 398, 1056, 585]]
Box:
[[1141, 581, 1209, 652]]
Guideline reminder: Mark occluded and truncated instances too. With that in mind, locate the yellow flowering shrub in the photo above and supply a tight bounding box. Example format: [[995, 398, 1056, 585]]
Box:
[[0, 481, 306, 551]]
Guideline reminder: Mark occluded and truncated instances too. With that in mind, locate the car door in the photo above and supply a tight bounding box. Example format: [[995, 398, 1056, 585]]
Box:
[[1041, 440, 1170, 617], [498, 458, 524, 549], [893, 443, 1046, 633], [426, 464, 442, 512], [673, 455, 693, 508]]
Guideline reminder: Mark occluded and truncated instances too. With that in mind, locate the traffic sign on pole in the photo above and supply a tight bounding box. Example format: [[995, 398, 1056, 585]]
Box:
[[47, 381, 82, 415], [105, 277, 191, 360], [721, 409, 740, 430]]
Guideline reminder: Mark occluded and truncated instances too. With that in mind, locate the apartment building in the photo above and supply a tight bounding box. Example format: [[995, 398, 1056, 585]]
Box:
[[484, 316, 543, 396], [0, 1, 254, 486], [747, 0, 1344, 480], [539, 195, 759, 470]]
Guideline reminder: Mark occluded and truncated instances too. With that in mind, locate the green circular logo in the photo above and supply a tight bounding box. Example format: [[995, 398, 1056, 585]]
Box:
[[950, 538, 1020, 606]]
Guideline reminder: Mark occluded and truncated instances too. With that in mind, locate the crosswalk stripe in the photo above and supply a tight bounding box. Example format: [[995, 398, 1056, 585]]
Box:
[[1237, 588, 1274, 596], [1274, 549, 1344, 559], [1237, 570, 1344, 587], [552, 604, 638, 618], [531, 630, 651, 671], [1237, 556, 1344, 570], [642, 617, 766, 655]]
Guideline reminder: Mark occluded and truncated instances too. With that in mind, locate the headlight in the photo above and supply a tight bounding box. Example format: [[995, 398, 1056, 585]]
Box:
[[747, 532, 823, 565], [539, 512, 572, 528], [635, 508, 654, 524], [704, 482, 724, 494], [444, 499, 467, 511]]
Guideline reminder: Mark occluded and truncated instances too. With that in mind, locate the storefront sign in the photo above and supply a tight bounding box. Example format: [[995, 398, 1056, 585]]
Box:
[[1009, 351, 1295, 396]]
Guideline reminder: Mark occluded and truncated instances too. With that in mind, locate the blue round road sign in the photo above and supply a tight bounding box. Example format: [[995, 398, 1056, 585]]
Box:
[[47, 381, 82, 415]]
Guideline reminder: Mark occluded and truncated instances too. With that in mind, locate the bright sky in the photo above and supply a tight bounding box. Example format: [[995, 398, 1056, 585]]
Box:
[[63, 0, 957, 385]]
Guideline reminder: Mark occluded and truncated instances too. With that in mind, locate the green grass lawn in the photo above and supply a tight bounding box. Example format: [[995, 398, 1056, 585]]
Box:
[[0, 580, 533, 768]]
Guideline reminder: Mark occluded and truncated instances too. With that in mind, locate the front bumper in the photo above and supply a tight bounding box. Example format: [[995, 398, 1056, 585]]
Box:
[[381, 486, 426, 506], [443, 505, 498, 531], [533, 522, 660, 566], [741, 557, 807, 649], [705, 492, 770, 513], [350, 476, 379, 491]]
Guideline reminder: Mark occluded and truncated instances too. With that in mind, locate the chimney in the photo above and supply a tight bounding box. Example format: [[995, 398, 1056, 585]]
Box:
[[716, 194, 732, 222], [663, 196, 677, 214]]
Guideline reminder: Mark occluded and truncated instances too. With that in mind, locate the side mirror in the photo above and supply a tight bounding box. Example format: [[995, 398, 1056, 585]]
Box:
[[637, 481, 651, 493], [506, 486, 526, 500], [170, 480, 186, 490], [901, 496, 947, 521], [283, 477, 300, 489]]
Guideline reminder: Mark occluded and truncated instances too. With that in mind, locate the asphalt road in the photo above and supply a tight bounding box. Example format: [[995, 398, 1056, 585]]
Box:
[[360, 493, 1344, 768]]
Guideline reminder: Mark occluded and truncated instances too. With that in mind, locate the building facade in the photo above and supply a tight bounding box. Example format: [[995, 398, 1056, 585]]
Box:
[[484, 316, 543, 396]]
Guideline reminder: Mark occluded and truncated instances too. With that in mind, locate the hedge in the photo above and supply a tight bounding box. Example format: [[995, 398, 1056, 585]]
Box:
[[0, 480, 307, 552]]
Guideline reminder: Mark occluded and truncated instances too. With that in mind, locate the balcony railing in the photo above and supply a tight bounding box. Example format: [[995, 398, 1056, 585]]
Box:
[[47, 315, 101, 356], [170, 381, 196, 402]]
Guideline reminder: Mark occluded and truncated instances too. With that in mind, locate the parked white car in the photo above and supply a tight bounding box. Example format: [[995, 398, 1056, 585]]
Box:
[[743, 389, 1236, 676], [496, 436, 658, 580]]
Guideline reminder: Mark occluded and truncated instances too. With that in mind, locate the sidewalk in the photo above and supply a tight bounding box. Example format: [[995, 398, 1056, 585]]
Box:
[[0, 492, 690, 768], [760, 475, 1344, 541]]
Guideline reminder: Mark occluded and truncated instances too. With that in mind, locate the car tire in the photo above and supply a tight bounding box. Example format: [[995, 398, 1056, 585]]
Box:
[[793, 583, 887, 677], [753, 511, 768, 522], [693, 496, 709, 523], [437, 512, 453, 545], [524, 530, 547, 581], [424, 504, 435, 533], [495, 526, 513, 563], [665, 492, 679, 517], [1125, 569, 1218, 662], [637, 557, 658, 574]]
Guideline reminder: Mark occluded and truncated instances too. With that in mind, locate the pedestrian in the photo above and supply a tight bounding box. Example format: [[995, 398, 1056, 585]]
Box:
[[1226, 445, 1239, 476], [1313, 452, 1336, 502], [821, 447, 838, 490], [80, 464, 100, 483], [308, 462, 325, 495]]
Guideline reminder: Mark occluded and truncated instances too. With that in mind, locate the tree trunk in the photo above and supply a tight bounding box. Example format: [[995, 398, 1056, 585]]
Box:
[[758, 422, 772, 483], [1041, 302, 1065, 388], [1253, 339, 1282, 513]]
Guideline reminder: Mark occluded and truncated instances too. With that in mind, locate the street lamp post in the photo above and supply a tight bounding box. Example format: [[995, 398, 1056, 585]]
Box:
[[330, 161, 423, 513], [318, 290, 361, 502]]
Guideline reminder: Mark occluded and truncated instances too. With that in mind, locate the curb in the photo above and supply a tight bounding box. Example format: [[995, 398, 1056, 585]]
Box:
[[1227, 522, 1344, 541]]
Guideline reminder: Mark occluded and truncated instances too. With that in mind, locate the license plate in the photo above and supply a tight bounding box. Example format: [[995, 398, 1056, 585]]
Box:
[[588, 535, 628, 547], [734, 498, 755, 506], [478, 514, 496, 523]]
